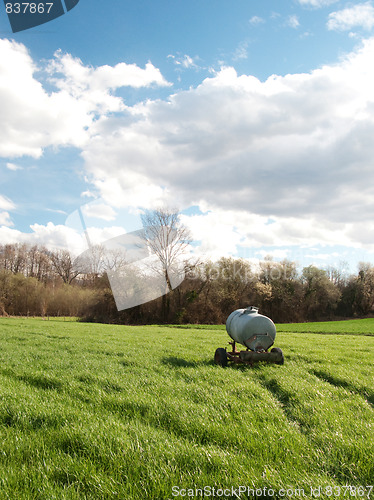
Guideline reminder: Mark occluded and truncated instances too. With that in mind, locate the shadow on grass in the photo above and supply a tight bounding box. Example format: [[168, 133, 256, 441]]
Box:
[[161, 356, 277, 370], [162, 356, 276, 370], [1, 407, 67, 429], [161, 356, 215, 368], [163, 324, 225, 330], [5, 336, 27, 342], [0, 368, 63, 391], [258, 377, 292, 405], [253, 374, 308, 433], [21, 331, 69, 340], [18, 374, 63, 391], [312, 369, 374, 408]]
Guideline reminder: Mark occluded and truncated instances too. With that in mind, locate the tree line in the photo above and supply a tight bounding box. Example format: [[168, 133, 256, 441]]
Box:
[[0, 243, 97, 317], [1, 242, 374, 323]]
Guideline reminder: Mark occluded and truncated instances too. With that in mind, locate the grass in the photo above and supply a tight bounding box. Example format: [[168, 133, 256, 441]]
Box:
[[277, 318, 374, 335], [0, 317, 373, 499]]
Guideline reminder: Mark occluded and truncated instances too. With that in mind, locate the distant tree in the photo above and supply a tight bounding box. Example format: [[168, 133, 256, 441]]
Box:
[[212, 257, 254, 318], [257, 258, 303, 322], [140, 208, 193, 321], [24, 245, 54, 282], [301, 265, 341, 320], [50, 249, 80, 284], [351, 262, 374, 316], [325, 261, 349, 289], [176, 257, 255, 324], [0, 243, 27, 274], [102, 247, 128, 272], [336, 275, 357, 317], [0, 270, 12, 316]]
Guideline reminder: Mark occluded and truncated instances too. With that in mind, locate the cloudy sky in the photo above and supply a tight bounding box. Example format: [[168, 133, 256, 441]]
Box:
[[1, 0, 374, 272]]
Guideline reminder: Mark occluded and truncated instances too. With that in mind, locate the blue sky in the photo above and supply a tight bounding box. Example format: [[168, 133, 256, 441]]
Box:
[[2, 0, 374, 274]]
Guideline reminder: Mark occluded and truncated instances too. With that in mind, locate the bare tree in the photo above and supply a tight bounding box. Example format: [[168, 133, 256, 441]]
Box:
[[102, 247, 128, 273], [325, 261, 349, 289], [0, 243, 27, 274], [26, 245, 53, 282], [140, 208, 193, 320], [50, 249, 80, 284]]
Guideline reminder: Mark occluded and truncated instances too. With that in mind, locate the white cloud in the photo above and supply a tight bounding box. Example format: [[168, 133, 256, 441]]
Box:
[[0, 195, 15, 211], [0, 221, 127, 255], [48, 50, 170, 99], [0, 226, 23, 244], [297, 0, 338, 7], [327, 3, 374, 31], [46, 208, 67, 215], [0, 39, 170, 159], [0, 195, 15, 228], [287, 15, 300, 28], [82, 202, 117, 221], [3, 37, 374, 256], [0, 212, 13, 227], [75, 226, 127, 249], [256, 249, 290, 260], [167, 54, 199, 69], [233, 42, 249, 61], [6, 162, 22, 171], [180, 208, 359, 260], [0, 222, 78, 251], [249, 16, 265, 25], [79, 38, 374, 252], [81, 190, 97, 198], [180, 210, 244, 260], [305, 252, 340, 260]]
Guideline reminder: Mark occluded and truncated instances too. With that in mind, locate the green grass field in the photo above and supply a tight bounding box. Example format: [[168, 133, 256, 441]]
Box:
[[0, 318, 373, 499], [277, 318, 374, 336]]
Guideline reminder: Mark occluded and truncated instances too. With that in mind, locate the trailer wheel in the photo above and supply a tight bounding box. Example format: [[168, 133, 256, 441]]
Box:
[[214, 348, 228, 367], [271, 347, 284, 365]]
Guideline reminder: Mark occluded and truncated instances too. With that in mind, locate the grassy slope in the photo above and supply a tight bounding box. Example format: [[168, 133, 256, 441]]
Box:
[[277, 318, 374, 335], [0, 318, 373, 499]]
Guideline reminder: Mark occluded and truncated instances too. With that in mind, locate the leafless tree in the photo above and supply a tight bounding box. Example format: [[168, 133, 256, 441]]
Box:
[[140, 207, 193, 320], [102, 247, 128, 272], [0, 243, 27, 274], [325, 261, 349, 288], [141, 208, 192, 289], [50, 249, 80, 284]]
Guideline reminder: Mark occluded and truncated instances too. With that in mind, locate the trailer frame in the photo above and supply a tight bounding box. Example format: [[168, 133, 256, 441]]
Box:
[[214, 340, 284, 367]]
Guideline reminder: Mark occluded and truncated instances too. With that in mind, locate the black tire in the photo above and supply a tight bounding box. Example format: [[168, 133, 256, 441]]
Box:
[[271, 347, 284, 365], [214, 348, 228, 367]]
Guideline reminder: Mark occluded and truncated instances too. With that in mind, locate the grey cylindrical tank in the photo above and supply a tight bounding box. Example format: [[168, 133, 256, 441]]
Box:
[[226, 306, 276, 352]]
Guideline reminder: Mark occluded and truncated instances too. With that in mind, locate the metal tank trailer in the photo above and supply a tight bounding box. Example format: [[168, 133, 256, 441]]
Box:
[[214, 306, 284, 367]]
